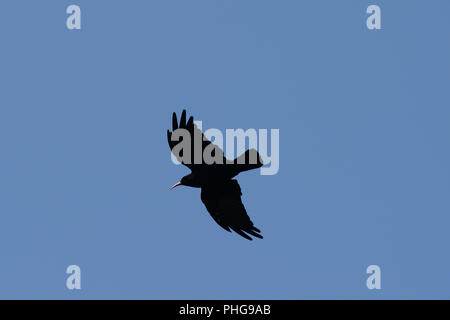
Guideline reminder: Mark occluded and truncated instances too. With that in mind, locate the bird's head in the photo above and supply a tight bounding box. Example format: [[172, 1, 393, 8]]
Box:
[[170, 172, 201, 190]]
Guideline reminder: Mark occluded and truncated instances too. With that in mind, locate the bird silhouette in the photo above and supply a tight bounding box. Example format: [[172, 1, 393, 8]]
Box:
[[167, 110, 264, 240]]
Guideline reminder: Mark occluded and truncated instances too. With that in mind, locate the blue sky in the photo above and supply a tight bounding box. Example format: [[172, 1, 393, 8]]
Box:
[[1, 0, 450, 299]]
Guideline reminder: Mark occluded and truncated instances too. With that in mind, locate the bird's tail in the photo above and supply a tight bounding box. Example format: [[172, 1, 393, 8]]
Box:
[[227, 149, 263, 176]]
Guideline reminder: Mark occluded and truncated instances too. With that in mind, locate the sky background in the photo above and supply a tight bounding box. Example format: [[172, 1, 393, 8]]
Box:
[[1, 0, 450, 299]]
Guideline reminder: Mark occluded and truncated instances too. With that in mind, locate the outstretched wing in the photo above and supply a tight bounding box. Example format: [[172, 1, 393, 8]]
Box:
[[200, 180, 263, 240], [167, 110, 226, 171]]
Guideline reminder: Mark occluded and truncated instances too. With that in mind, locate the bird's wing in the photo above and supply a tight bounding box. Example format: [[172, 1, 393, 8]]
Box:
[[200, 180, 263, 240], [167, 110, 226, 171]]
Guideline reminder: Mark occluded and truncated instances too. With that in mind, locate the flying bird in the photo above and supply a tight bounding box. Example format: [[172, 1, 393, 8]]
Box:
[[167, 110, 264, 240]]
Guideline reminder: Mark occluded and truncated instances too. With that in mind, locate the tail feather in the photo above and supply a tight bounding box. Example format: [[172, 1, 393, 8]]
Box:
[[228, 149, 263, 175]]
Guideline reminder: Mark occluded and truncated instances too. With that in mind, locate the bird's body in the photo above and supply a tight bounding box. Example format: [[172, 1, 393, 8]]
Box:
[[167, 110, 264, 240]]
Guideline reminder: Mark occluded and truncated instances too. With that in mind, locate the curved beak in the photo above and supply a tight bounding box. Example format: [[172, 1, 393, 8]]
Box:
[[169, 181, 182, 190]]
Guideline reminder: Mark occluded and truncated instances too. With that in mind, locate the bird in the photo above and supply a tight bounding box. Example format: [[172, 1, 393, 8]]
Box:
[[167, 110, 264, 240]]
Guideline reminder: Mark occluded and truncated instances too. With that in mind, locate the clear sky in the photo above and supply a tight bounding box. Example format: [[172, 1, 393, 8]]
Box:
[[1, 0, 450, 299]]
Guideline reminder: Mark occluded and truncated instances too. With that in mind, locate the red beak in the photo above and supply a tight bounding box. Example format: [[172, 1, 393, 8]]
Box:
[[170, 181, 182, 190]]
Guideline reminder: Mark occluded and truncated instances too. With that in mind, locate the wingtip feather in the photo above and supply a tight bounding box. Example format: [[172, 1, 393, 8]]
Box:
[[172, 112, 178, 130], [180, 110, 187, 127]]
